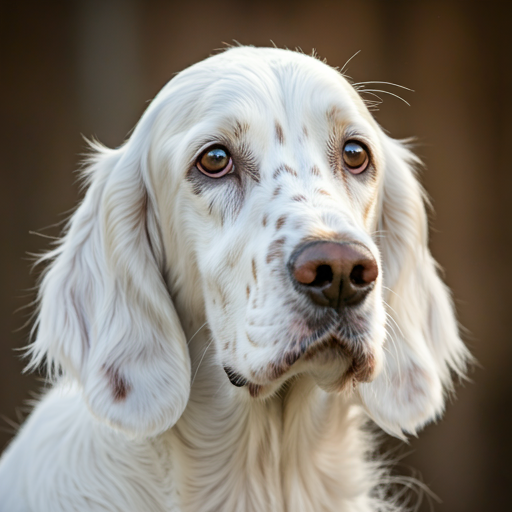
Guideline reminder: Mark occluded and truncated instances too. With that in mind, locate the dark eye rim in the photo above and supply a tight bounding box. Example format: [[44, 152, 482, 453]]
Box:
[[342, 139, 370, 174], [196, 144, 234, 178]]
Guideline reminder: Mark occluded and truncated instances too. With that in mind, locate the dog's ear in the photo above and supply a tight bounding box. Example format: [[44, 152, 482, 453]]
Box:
[[28, 139, 190, 438], [358, 136, 470, 438]]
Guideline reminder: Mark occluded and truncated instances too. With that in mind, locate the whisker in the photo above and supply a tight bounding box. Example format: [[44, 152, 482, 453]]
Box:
[[356, 90, 383, 102], [357, 88, 411, 106], [382, 286, 404, 306], [187, 322, 208, 345], [383, 325, 401, 385], [191, 337, 215, 385], [383, 304, 405, 340], [340, 49, 361, 75], [353, 80, 414, 92]]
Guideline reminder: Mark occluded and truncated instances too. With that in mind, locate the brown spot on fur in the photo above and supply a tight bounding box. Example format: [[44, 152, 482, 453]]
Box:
[[252, 259, 257, 281], [316, 188, 330, 196], [246, 285, 250, 298], [275, 215, 287, 230], [273, 186, 282, 198], [223, 341, 230, 351], [275, 122, 284, 145], [246, 332, 258, 347], [302, 126, 309, 138], [311, 165, 321, 176], [292, 194, 307, 202], [273, 167, 282, 179], [266, 237, 286, 263], [105, 365, 131, 402], [283, 165, 297, 177], [262, 215, 268, 227], [273, 165, 297, 179]]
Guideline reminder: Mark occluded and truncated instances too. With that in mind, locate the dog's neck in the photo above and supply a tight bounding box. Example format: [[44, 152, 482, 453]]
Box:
[[171, 329, 378, 512]]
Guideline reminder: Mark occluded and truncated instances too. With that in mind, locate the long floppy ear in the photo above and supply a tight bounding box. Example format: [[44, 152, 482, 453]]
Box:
[[358, 136, 470, 438], [28, 140, 190, 437]]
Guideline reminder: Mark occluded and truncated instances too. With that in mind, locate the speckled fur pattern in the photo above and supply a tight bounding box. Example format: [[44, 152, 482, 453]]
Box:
[[0, 47, 470, 512]]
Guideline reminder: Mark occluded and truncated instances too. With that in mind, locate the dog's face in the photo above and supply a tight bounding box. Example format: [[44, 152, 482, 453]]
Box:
[[150, 49, 387, 397], [31, 47, 469, 438]]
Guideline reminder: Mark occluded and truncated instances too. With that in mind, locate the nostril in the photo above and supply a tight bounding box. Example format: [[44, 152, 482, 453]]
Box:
[[350, 264, 366, 286], [310, 264, 333, 288], [349, 260, 378, 287]]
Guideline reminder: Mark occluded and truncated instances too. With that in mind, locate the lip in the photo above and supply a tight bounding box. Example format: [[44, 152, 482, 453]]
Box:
[[227, 313, 376, 397]]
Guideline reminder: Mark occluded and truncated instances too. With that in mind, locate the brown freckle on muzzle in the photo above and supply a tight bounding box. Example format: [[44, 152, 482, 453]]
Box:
[[104, 365, 131, 402], [266, 237, 286, 263], [246, 332, 259, 346], [275, 215, 287, 230], [273, 186, 282, 198], [311, 165, 321, 176], [292, 194, 307, 202], [252, 259, 258, 281], [284, 165, 297, 177]]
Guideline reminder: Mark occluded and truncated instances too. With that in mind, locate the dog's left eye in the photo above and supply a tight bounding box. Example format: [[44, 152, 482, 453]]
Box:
[[342, 141, 369, 174], [196, 146, 233, 178]]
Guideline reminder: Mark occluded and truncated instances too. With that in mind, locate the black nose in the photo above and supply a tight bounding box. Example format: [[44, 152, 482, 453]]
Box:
[[289, 241, 378, 308]]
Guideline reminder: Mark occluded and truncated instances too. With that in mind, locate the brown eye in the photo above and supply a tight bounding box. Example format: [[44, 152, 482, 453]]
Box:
[[342, 141, 369, 174], [197, 146, 233, 177]]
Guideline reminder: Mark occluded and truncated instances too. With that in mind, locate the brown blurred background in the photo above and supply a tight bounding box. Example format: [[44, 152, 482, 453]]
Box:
[[1, 1, 511, 510]]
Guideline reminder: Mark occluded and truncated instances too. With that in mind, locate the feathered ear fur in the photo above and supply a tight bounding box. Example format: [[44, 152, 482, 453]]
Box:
[[358, 136, 470, 438], [28, 139, 191, 437]]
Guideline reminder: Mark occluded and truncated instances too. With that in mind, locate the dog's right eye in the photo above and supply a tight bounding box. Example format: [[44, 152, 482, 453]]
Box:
[[196, 146, 233, 178]]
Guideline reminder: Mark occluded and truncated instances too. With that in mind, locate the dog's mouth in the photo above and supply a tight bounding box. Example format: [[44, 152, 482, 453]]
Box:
[[225, 311, 377, 398]]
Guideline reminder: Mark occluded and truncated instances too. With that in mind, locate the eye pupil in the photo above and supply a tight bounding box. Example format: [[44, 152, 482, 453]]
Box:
[[197, 145, 233, 177], [202, 148, 229, 171], [342, 141, 369, 173]]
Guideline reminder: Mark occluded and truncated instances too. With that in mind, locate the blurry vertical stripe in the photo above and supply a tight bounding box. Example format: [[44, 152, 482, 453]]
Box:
[[76, 0, 144, 147]]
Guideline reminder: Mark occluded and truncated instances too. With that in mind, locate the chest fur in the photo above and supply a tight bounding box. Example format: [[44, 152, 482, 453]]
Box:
[[170, 377, 378, 512]]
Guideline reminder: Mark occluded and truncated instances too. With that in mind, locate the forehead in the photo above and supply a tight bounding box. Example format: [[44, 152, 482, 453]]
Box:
[[156, 47, 375, 134]]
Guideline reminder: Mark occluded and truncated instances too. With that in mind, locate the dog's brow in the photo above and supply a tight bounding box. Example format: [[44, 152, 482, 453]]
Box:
[[233, 120, 249, 140]]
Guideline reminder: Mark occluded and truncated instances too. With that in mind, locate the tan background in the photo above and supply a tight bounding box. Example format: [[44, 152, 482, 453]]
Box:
[[1, 1, 511, 510]]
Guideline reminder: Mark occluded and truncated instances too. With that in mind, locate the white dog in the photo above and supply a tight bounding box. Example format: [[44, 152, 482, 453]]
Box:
[[0, 46, 469, 511]]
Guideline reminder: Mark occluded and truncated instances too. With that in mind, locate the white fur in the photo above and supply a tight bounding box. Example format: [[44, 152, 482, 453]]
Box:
[[0, 47, 470, 511]]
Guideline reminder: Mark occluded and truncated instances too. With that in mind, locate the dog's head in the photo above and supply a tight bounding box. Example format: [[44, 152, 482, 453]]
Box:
[[30, 47, 469, 438]]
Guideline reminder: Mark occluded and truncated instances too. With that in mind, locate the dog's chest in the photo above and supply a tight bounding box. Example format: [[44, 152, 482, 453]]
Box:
[[165, 383, 375, 512]]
